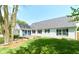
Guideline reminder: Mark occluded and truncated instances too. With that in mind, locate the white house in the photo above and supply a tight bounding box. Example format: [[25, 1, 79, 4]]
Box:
[[14, 24, 31, 37], [14, 16, 79, 40]]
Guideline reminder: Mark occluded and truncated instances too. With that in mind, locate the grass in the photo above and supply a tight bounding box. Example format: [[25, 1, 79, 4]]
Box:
[[0, 48, 11, 54], [0, 37, 4, 44], [0, 37, 79, 54], [0, 39, 27, 54], [11, 38, 79, 54]]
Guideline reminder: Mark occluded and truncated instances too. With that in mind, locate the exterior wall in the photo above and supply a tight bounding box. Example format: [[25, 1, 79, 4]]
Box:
[[14, 24, 76, 39], [14, 24, 32, 37], [31, 27, 76, 40], [19, 29, 31, 37], [76, 22, 79, 27], [68, 27, 76, 40], [19, 29, 23, 37]]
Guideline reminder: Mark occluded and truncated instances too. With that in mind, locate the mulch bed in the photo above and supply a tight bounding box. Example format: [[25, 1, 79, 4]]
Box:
[[0, 39, 27, 48]]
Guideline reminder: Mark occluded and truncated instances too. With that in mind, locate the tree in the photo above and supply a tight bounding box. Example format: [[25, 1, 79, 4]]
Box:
[[0, 5, 3, 34], [0, 5, 19, 44], [3, 5, 10, 44], [68, 7, 79, 22], [10, 5, 18, 41], [68, 7, 79, 40], [16, 20, 27, 25]]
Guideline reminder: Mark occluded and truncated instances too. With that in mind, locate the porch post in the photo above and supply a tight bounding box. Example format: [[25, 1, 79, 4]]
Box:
[[75, 27, 77, 40]]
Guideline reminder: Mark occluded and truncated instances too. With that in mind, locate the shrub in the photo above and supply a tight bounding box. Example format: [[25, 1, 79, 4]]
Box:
[[0, 37, 4, 44], [11, 38, 79, 54], [14, 35, 19, 39], [40, 45, 58, 54]]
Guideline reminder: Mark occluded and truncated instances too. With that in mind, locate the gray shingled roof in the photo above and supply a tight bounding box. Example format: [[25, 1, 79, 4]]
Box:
[[19, 24, 31, 29], [31, 16, 76, 30]]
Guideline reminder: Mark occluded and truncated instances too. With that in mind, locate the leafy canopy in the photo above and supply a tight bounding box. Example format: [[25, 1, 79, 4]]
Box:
[[69, 7, 79, 22], [16, 20, 27, 25]]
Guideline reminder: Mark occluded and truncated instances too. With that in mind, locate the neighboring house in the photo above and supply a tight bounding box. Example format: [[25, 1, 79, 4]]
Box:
[[12, 16, 79, 40]]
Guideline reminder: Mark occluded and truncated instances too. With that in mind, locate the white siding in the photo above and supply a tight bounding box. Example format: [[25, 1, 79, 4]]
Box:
[[76, 22, 79, 27], [68, 27, 76, 39], [19, 29, 32, 37], [31, 27, 76, 40], [19, 30, 23, 37]]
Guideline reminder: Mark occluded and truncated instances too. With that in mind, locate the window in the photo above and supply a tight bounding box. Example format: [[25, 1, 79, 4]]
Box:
[[37, 30, 42, 34], [45, 29, 50, 33], [28, 30, 31, 35], [22, 30, 27, 36], [63, 29, 68, 36], [56, 29, 61, 35], [25, 30, 27, 34], [56, 29, 68, 36], [22, 30, 25, 36], [32, 30, 36, 33]]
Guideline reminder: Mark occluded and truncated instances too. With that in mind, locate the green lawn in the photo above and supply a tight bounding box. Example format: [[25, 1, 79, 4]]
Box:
[[0, 37, 4, 44], [0, 48, 10, 54], [0, 38, 79, 54]]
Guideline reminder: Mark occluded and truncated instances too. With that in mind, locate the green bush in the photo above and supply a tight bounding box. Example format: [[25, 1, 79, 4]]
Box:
[[0, 37, 4, 44], [14, 35, 19, 39], [10, 38, 79, 54], [0, 48, 11, 54]]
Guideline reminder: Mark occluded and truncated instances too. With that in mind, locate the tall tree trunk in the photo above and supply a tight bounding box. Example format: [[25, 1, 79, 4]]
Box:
[[3, 5, 10, 44], [0, 6, 5, 43], [0, 5, 3, 34], [0, 5, 19, 44], [10, 5, 18, 41]]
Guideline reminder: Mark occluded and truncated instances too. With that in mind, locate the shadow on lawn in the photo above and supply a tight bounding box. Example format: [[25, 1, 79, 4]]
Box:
[[9, 38, 79, 54]]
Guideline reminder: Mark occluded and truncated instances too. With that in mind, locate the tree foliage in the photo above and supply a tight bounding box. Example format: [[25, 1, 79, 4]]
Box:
[[68, 7, 79, 32], [68, 7, 79, 22], [16, 20, 27, 25]]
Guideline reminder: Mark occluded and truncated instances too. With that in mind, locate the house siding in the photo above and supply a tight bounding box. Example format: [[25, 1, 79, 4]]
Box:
[[19, 29, 23, 37], [19, 29, 31, 37], [31, 27, 76, 39], [68, 27, 76, 40], [76, 22, 79, 27], [14, 23, 76, 40]]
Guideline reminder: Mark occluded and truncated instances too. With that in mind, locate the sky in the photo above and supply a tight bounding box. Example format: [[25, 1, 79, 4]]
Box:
[[17, 5, 79, 25]]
